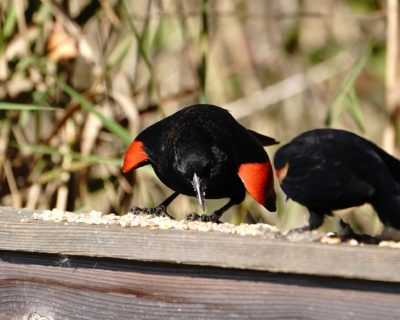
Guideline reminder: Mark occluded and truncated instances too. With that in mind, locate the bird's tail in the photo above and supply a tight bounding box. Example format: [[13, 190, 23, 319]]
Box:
[[371, 194, 400, 229], [248, 130, 279, 146], [370, 143, 400, 183]]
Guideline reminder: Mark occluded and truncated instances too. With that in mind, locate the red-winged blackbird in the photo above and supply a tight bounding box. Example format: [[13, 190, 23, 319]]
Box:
[[274, 128, 400, 231], [122, 104, 278, 222]]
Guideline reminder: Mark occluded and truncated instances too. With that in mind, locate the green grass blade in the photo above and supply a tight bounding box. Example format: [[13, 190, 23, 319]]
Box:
[[346, 88, 365, 133], [106, 36, 133, 71], [2, 2, 17, 39], [325, 44, 372, 127], [0, 102, 55, 111], [57, 79, 132, 146], [122, 0, 153, 73], [12, 141, 122, 165], [122, 0, 160, 108]]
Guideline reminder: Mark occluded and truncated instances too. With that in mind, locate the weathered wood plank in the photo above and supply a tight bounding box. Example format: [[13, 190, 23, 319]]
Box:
[[1, 253, 400, 320], [0, 206, 400, 283]]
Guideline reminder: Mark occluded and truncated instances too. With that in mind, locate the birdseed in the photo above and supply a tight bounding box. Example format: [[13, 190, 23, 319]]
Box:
[[25, 208, 280, 238], [20, 208, 400, 247]]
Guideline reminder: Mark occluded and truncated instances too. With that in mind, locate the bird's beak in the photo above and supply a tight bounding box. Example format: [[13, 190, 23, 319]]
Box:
[[192, 173, 206, 212]]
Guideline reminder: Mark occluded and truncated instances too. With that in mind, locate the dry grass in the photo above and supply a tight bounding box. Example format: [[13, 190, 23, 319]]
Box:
[[0, 0, 394, 232]]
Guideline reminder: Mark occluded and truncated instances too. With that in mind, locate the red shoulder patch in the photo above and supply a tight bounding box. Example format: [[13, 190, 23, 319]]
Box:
[[275, 162, 289, 183], [122, 140, 149, 173], [238, 162, 274, 206]]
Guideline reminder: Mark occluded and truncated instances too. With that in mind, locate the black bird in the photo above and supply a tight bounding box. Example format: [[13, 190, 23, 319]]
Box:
[[274, 128, 400, 231], [122, 104, 278, 222]]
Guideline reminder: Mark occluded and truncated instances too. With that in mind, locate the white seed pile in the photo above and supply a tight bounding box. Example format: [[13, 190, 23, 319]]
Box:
[[23, 208, 280, 237], [19, 208, 400, 247]]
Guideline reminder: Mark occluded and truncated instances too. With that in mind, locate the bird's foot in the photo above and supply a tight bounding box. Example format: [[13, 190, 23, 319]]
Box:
[[186, 212, 222, 224], [338, 220, 381, 244], [129, 205, 174, 219]]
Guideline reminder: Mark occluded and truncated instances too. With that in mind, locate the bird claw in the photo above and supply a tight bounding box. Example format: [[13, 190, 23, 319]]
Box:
[[186, 212, 222, 224], [338, 220, 381, 244], [129, 205, 174, 219]]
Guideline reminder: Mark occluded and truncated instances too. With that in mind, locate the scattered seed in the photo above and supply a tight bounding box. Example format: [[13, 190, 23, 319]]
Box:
[[347, 239, 358, 246], [379, 240, 397, 247], [26, 208, 400, 247], [321, 236, 341, 245], [20, 216, 30, 223]]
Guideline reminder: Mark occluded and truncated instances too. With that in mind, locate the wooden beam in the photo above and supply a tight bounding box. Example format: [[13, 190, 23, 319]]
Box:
[[0, 207, 400, 283], [1, 252, 400, 320]]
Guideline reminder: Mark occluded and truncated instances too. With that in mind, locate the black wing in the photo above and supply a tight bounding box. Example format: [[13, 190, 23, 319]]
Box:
[[248, 130, 279, 146], [282, 159, 375, 210], [367, 142, 400, 184]]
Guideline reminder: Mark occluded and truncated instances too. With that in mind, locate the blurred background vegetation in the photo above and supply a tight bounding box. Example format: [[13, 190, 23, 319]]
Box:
[[0, 0, 398, 234]]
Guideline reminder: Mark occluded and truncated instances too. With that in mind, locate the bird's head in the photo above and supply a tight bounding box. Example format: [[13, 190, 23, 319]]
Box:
[[175, 148, 214, 212]]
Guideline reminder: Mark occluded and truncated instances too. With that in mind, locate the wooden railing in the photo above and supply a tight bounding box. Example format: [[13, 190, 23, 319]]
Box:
[[0, 206, 399, 319]]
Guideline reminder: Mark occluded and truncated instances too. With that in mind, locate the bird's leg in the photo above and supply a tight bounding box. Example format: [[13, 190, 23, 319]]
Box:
[[186, 199, 236, 223], [308, 211, 325, 231], [129, 192, 179, 219]]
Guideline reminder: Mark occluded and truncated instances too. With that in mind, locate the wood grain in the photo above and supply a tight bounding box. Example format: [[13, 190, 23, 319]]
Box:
[[0, 206, 400, 283], [1, 255, 400, 320]]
